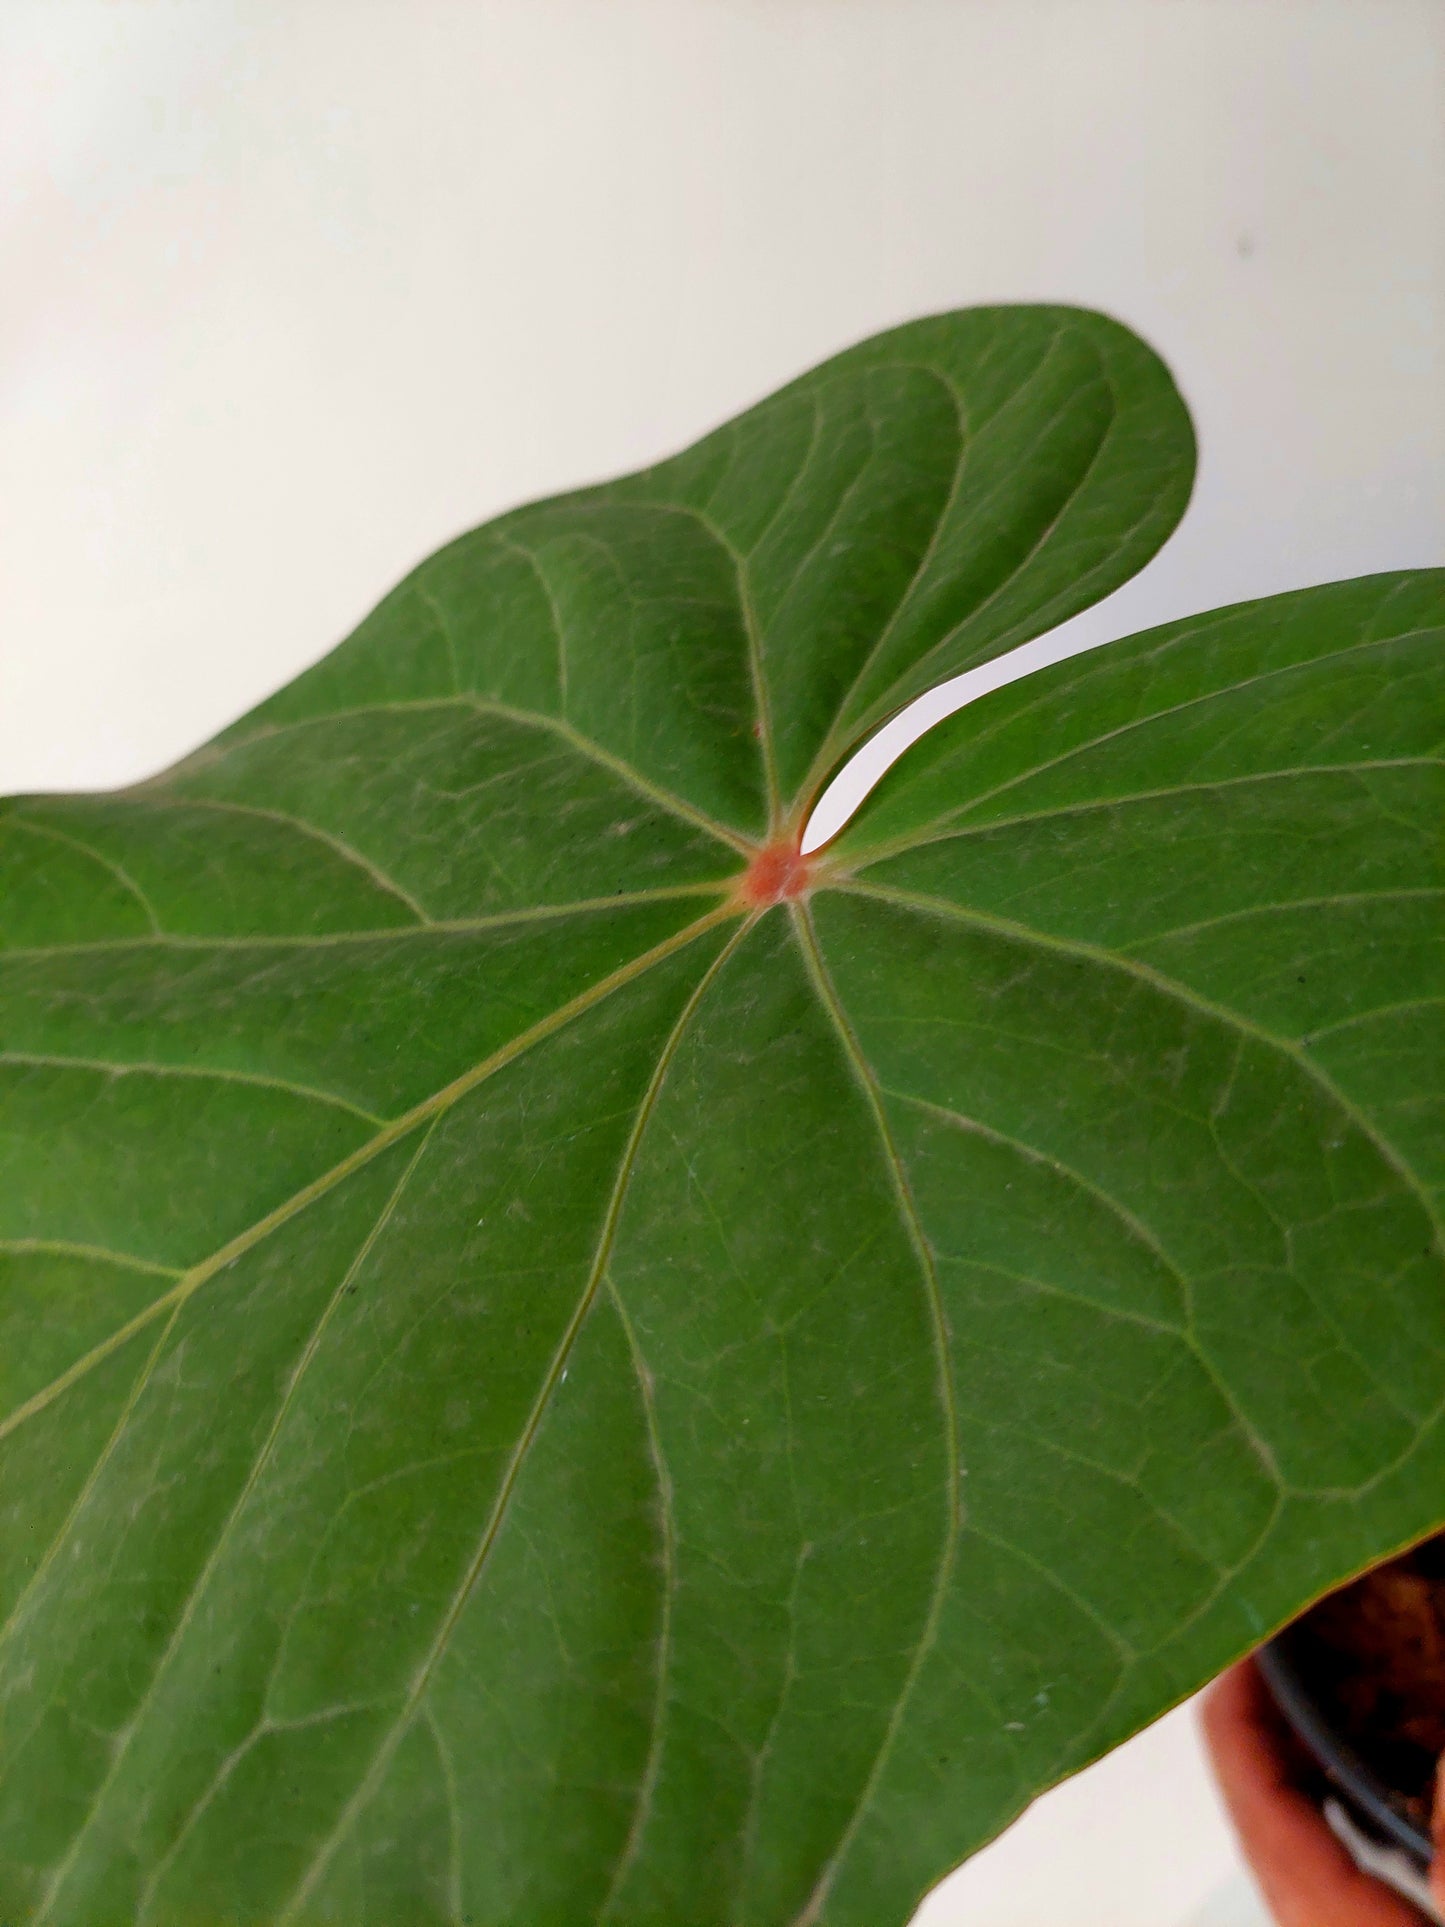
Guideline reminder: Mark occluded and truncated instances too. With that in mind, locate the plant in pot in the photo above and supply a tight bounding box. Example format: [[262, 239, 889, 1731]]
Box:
[[1247, 1531, 1445, 1918], [0, 306, 1439, 1926]]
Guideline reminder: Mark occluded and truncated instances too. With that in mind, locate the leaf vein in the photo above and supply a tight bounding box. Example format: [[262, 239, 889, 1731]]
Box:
[[595, 1278, 679, 1923], [9, 816, 163, 933], [273, 921, 747, 1923], [0, 1049, 387, 1125], [786, 904, 959, 1927]]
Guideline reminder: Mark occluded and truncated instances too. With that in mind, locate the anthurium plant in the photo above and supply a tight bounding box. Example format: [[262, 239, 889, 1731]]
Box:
[[1, 306, 1441, 1927]]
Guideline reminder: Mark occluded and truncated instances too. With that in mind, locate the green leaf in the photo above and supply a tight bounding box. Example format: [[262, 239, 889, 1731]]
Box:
[[0, 305, 1438, 1926]]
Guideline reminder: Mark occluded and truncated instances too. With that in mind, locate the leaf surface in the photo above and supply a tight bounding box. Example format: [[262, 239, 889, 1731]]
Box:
[[2, 307, 1441, 1927]]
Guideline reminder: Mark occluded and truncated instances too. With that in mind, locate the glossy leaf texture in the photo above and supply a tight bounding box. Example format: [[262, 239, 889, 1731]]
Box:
[[0, 305, 1439, 1927]]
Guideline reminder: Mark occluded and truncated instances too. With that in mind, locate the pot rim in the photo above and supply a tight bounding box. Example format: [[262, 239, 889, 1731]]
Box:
[[1257, 1632, 1434, 1867]]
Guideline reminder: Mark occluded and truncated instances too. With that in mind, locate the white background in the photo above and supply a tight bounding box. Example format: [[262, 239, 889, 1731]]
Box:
[[3, 4, 1442, 1921]]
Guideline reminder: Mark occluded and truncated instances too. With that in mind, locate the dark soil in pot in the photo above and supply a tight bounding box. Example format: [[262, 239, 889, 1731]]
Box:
[[1261, 1530, 1445, 1862]]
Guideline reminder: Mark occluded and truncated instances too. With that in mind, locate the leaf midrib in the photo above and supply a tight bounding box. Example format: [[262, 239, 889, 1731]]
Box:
[[838, 619, 1444, 866], [0, 905, 735, 1453], [270, 919, 753, 1926], [784, 905, 959, 1927], [12, 904, 745, 1920], [8, 885, 971, 1926], [11, 548, 1436, 1919], [844, 756, 1445, 869], [0, 885, 736, 962], [798, 329, 1129, 803], [595, 1276, 679, 1922]]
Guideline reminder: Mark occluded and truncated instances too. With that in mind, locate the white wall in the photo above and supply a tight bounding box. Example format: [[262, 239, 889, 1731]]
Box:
[[3, 4, 1441, 1920]]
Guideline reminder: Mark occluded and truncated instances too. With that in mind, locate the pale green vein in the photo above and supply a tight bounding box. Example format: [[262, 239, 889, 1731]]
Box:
[[863, 358, 1122, 722], [802, 345, 1125, 803], [734, 389, 822, 557], [885, 1090, 1189, 1333], [849, 758, 1445, 867], [205, 694, 755, 855], [738, 1532, 812, 1912], [647, 421, 887, 820], [847, 755, 1445, 871], [738, 383, 956, 809], [41, 1125, 440, 1925], [1306, 993, 1445, 1043], [457, 696, 756, 856], [1122, 886, 1445, 950], [794, 372, 972, 805], [416, 582, 464, 699], [596, 1276, 679, 1924], [0, 1300, 181, 1658], [739, 557, 781, 829], [888, 1088, 1286, 1489], [805, 332, 1123, 799], [274, 918, 750, 1924], [132, 1704, 375, 1927], [0, 1238, 181, 1281], [526, 490, 783, 831], [423, 1703, 465, 1927], [844, 629, 1441, 863], [836, 890, 1433, 1457], [788, 902, 959, 1927], [745, 404, 886, 631], [0, 1049, 386, 1126], [0, 904, 735, 1456], [157, 794, 433, 924], [837, 877, 1445, 1258], [9, 815, 162, 932], [966, 1521, 1136, 1663], [800, 337, 1091, 797], [805, 1519, 1134, 1927], [485, 532, 571, 717], [966, 1409, 1241, 1567], [1132, 1492, 1285, 1671], [0, 1289, 187, 1455], [0, 883, 735, 961], [941, 1254, 1186, 1338], [954, 609, 1445, 827]]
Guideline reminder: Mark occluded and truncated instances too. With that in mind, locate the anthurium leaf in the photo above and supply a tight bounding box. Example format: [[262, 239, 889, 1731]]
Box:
[[0, 306, 1438, 1927], [225, 304, 1194, 829]]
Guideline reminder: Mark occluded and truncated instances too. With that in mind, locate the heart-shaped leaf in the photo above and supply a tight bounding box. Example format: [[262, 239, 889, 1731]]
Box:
[[2, 307, 1440, 1927]]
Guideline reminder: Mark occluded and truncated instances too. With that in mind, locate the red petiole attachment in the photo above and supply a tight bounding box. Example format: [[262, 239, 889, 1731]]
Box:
[[736, 839, 814, 910]]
